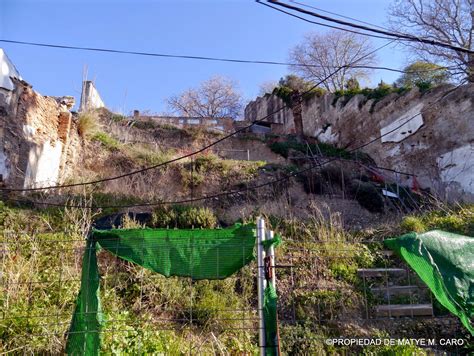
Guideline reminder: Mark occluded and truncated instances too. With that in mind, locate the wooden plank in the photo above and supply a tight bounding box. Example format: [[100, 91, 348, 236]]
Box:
[[371, 285, 425, 295], [357, 268, 405, 277], [376, 304, 433, 317]]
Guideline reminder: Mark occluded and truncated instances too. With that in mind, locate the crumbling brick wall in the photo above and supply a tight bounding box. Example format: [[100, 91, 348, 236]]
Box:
[[0, 78, 79, 190]]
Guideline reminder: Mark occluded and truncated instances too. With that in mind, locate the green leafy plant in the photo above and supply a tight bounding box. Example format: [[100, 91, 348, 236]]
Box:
[[151, 205, 217, 228], [92, 132, 121, 151], [400, 216, 426, 233]]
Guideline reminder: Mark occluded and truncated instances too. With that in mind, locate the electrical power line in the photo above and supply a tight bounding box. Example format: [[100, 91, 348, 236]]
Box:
[[1, 42, 392, 193], [264, 0, 474, 55], [288, 0, 400, 34], [255, 1, 395, 41], [8, 79, 463, 210], [0, 39, 451, 74]]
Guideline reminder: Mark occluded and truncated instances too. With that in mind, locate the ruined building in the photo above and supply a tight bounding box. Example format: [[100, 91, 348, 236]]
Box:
[[0, 48, 79, 190], [245, 86, 474, 202]]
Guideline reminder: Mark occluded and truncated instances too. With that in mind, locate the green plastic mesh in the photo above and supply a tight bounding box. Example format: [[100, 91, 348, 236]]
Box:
[[66, 224, 280, 354], [385, 230, 474, 335], [264, 283, 279, 356], [93, 224, 256, 279], [66, 239, 103, 356]]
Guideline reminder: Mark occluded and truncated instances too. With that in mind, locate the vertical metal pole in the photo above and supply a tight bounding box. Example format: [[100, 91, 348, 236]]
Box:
[[257, 217, 266, 356], [247, 149, 250, 161], [266, 229, 281, 355], [266, 230, 276, 290]]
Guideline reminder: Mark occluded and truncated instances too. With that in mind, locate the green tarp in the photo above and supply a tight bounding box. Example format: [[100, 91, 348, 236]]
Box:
[[385, 230, 474, 335], [66, 224, 280, 355]]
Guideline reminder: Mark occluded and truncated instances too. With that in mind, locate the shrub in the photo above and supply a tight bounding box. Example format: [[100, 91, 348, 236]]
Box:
[[111, 113, 126, 122], [190, 281, 242, 330], [132, 119, 158, 130], [269, 139, 352, 159], [352, 180, 384, 213], [279, 324, 327, 355], [194, 153, 223, 172], [92, 132, 121, 151], [125, 145, 175, 166], [329, 261, 358, 283], [273, 84, 326, 105], [179, 167, 205, 188], [415, 81, 433, 92], [332, 83, 411, 110], [400, 216, 426, 233], [362, 342, 428, 356], [77, 111, 101, 138], [401, 205, 473, 236], [151, 205, 217, 229]]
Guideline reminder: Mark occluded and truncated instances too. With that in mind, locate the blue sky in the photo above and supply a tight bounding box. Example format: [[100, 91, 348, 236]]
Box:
[[0, 0, 407, 115]]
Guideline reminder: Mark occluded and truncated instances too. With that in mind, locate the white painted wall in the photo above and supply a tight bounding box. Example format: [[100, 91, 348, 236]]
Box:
[[0, 48, 21, 91], [23, 140, 63, 189], [0, 148, 9, 179], [80, 81, 105, 112], [317, 125, 338, 144], [437, 144, 474, 195], [380, 103, 424, 143]]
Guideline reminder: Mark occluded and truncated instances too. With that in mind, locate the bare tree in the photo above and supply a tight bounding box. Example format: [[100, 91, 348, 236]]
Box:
[[258, 80, 279, 96], [388, 0, 474, 81], [289, 30, 378, 92], [167, 76, 243, 119]]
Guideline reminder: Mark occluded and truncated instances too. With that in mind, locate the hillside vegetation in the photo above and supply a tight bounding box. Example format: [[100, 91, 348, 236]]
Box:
[[1, 110, 472, 354]]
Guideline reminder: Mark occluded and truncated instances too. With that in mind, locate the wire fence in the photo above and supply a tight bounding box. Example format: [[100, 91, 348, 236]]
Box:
[[1, 221, 470, 355]]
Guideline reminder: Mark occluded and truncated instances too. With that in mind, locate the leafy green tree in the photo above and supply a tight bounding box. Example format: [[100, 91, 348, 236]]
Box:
[[395, 61, 449, 87]]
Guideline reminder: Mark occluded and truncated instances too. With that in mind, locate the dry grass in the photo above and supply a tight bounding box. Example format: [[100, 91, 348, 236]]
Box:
[[77, 111, 101, 138]]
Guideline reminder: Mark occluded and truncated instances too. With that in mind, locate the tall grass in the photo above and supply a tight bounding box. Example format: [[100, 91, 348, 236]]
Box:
[[77, 111, 101, 139]]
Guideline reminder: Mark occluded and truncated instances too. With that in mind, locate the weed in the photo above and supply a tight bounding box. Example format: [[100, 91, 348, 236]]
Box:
[[401, 204, 473, 235], [124, 145, 176, 166], [92, 132, 121, 151], [111, 113, 126, 122], [400, 216, 426, 233], [78, 111, 101, 138], [120, 214, 146, 229]]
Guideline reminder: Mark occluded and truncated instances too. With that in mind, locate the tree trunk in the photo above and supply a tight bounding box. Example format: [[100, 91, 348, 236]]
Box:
[[291, 91, 304, 140]]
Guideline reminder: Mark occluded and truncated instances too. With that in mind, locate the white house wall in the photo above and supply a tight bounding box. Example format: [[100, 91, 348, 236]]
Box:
[[0, 48, 21, 91], [23, 140, 63, 189]]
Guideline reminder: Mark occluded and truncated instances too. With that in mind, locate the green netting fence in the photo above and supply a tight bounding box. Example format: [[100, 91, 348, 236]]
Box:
[[385, 230, 474, 336], [65, 224, 280, 355]]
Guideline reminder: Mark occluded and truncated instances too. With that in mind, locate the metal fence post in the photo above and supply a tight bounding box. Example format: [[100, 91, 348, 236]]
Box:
[[257, 217, 267, 355], [266, 230, 277, 290], [266, 229, 281, 355]]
